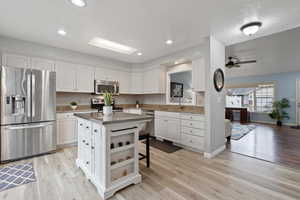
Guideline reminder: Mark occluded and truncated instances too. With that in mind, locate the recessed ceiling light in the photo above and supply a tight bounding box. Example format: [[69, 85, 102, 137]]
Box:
[[69, 0, 87, 7], [137, 52, 143, 56], [240, 22, 262, 36], [166, 40, 173, 45], [57, 29, 67, 36], [89, 37, 137, 55]]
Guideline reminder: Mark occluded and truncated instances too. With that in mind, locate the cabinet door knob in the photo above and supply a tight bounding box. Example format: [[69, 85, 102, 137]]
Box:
[[86, 161, 89, 165], [86, 126, 89, 129], [91, 146, 95, 150], [82, 140, 85, 143], [80, 123, 83, 126], [94, 129, 97, 133], [86, 143, 89, 146]]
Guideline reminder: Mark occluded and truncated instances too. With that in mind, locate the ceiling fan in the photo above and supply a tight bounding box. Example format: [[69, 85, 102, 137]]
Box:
[[226, 56, 256, 68]]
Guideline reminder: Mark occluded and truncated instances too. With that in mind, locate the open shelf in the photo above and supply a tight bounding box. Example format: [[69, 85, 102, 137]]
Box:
[[111, 158, 134, 170], [111, 144, 135, 154]]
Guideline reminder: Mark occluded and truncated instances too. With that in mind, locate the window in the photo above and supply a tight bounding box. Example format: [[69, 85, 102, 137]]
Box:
[[226, 83, 275, 112]]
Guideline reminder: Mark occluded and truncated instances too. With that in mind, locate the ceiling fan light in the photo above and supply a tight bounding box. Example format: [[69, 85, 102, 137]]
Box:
[[241, 22, 262, 36]]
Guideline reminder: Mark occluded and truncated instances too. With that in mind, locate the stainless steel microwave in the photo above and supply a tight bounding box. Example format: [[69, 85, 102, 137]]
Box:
[[94, 80, 119, 95]]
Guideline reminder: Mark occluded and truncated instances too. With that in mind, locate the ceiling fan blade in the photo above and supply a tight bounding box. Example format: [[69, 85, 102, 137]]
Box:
[[236, 60, 256, 64]]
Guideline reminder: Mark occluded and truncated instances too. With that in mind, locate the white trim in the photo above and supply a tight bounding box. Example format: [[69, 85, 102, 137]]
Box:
[[296, 79, 300, 126], [204, 145, 225, 159], [166, 65, 196, 106]]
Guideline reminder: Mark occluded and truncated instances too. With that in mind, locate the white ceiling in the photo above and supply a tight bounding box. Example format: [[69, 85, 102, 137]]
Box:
[[226, 27, 300, 78], [1, 0, 300, 63]]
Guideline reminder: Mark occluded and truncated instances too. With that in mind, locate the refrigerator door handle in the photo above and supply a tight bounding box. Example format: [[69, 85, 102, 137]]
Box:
[[27, 74, 31, 118], [4, 122, 54, 130], [32, 73, 36, 118]]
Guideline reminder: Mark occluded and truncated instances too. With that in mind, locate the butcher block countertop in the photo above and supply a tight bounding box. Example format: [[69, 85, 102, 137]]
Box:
[[56, 104, 204, 114], [117, 104, 205, 114]]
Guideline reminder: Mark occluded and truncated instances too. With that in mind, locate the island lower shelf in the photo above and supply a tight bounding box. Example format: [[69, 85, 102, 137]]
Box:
[[75, 115, 150, 200]]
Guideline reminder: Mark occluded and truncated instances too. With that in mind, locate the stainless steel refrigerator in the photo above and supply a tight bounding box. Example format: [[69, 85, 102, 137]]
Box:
[[0, 66, 56, 162]]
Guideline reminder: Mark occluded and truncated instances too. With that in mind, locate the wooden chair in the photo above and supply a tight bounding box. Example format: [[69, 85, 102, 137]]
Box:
[[139, 131, 150, 168]]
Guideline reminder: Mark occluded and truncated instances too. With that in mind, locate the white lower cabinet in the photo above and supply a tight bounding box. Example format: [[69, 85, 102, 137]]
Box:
[[76, 118, 144, 200], [155, 116, 180, 143], [57, 113, 77, 146], [155, 111, 205, 151]]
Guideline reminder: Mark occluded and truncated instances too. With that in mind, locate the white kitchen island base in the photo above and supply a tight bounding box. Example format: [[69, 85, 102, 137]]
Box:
[[77, 158, 141, 199], [75, 112, 152, 199]]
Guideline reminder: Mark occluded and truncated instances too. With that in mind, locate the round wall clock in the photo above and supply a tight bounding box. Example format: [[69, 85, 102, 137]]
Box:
[[213, 68, 224, 92]]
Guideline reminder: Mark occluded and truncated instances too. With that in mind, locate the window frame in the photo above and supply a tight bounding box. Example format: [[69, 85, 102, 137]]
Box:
[[226, 82, 276, 113]]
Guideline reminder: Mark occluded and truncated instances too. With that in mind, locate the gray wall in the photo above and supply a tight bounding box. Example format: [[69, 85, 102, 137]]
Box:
[[205, 36, 226, 155]]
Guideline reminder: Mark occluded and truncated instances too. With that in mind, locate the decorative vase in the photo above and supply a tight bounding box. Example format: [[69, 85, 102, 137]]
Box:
[[103, 106, 112, 115], [277, 121, 282, 126], [70, 105, 77, 110]]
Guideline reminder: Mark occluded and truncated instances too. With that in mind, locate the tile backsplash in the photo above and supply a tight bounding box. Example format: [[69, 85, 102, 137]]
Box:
[[56, 92, 139, 106], [56, 92, 205, 106]]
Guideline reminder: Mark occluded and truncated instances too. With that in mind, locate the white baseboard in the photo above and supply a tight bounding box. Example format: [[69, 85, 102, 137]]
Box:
[[56, 142, 77, 149], [204, 145, 225, 159]]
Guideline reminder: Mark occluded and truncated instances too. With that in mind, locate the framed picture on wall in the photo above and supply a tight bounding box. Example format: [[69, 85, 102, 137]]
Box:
[[170, 82, 183, 97]]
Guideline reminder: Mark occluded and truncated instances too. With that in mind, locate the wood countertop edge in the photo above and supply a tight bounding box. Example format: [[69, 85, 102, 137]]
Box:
[[116, 104, 205, 114], [56, 104, 205, 114]]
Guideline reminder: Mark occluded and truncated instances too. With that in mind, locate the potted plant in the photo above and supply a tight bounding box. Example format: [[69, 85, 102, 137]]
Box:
[[268, 98, 290, 126], [103, 92, 113, 115], [70, 101, 78, 110]]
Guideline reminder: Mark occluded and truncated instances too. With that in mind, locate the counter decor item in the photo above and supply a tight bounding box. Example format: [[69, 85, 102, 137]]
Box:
[[70, 101, 78, 110], [103, 92, 113, 115], [136, 101, 140, 109]]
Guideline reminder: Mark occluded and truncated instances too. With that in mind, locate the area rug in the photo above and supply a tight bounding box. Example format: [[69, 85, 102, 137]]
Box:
[[231, 124, 256, 140], [0, 163, 36, 192], [143, 138, 182, 153]]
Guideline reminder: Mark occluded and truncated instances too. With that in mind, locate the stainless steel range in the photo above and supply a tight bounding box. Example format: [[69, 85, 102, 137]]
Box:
[[0, 66, 56, 163]]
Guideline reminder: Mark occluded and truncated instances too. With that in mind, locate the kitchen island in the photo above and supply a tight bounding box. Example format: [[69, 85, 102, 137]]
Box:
[[74, 112, 152, 199]]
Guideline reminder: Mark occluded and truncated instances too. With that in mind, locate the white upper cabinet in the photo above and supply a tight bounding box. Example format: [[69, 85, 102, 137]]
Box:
[[95, 67, 117, 81], [55, 61, 77, 92], [130, 72, 143, 94], [143, 67, 166, 94], [2, 53, 29, 68], [30, 57, 55, 71], [116, 71, 131, 94], [76, 65, 95, 93], [192, 58, 206, 91]]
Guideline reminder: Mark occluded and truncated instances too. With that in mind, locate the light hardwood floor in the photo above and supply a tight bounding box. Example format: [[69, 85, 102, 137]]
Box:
[[1, 144, 300, 200]]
